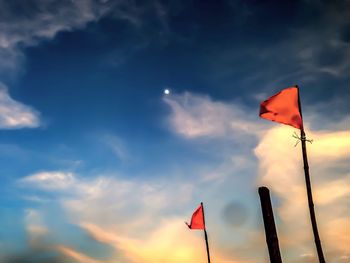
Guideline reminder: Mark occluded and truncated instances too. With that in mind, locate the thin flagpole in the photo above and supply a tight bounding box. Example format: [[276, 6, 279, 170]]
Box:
[[201, 202, 211, 263], [296, 86, 326, 263]]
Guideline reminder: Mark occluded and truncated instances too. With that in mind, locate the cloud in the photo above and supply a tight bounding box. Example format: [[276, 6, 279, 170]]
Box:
[[18, 170, 195, 228], [309, 130, 350, 161], [81, 220, 246, 263], [61, 175, 195, 232], [0, 0, 181, 78], [19, 171, 75, 190], [2, 240, 103, 263], [0, 0, 180, 133], [196, 1, 350, 113], [14, 90, 350, 263], [18, 168, 255, 262], [81, 220, 206, 263], [12, 92, 272, 262], [0, 84, 40, 129], [255, 124, 350, 262], [57, 245, 105, 263], [2, 205, 109, 263], [0, 0, 111, 77], [163, 91, 264, 138], [99, 133, 129, 162]]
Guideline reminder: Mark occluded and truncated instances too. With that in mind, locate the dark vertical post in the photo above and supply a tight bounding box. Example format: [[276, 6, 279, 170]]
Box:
[[297, 86, 326, 263], [258, 187, 282, 263], [201, 202, 211, 263]]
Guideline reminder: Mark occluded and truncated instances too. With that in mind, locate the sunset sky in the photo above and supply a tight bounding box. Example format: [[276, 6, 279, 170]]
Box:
[[0, 0, 349, 262]]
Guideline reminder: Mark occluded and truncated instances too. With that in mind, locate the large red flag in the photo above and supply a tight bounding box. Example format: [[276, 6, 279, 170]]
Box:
[[259, 86, 303, 129], [186, 203, 205, 230]]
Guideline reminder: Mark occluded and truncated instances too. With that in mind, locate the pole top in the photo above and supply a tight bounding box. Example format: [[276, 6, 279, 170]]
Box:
[[258, 186, 270, 195]]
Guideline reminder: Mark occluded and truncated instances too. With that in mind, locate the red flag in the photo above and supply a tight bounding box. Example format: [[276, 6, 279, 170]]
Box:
[[186, 203, 205, 230], [260, 86, 303, 129]]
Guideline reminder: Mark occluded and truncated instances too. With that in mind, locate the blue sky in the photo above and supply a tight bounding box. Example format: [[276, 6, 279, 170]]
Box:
[[0, 0, 349, 262]]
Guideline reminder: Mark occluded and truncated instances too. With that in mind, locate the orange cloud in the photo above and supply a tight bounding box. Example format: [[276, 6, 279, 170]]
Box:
[[81, 219, 246, 263], [57, 245, 105, 263]]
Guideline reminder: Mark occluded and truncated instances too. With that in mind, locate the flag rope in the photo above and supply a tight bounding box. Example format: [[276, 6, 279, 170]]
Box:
[[292, 132, 313, 147]]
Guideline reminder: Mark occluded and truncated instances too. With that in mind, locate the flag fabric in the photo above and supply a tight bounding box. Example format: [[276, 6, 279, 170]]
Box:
[[259, 86, 303, 129], [186, 203, 205, 230]]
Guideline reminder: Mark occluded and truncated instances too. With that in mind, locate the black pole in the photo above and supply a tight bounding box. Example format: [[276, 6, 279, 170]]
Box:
[[258, 187, 283, 263], [201, 202, 211, 263], [297, 86, 326, 263]]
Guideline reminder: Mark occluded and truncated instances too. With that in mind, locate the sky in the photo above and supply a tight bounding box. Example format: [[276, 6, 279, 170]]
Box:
[[0, 0, 349, 262]]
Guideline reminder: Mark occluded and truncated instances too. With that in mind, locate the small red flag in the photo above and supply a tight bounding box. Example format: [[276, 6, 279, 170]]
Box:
[[260, 86, 303, 129], [186, 203, 205, 230]]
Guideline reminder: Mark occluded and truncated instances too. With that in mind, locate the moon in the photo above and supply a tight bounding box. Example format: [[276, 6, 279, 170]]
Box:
[[164, 89, 170, 95]]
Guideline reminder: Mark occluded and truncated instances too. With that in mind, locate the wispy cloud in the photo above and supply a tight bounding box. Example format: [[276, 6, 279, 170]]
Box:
[[18, 170, 194, 226], [0, 0, 179, 78], [99, 133, 129, 162], [57, 245, 105, 263], [0, 84, 40, 129], [163, 91, 264, 138], [19, 171, 75, 190], [198, 1, 350, 106], [0, 0, 112, 76]]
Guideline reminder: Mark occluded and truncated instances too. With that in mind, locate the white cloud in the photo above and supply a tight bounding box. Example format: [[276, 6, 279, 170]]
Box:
[[19, 171, 75, 190], [0, 85, 40, 129], [19, 170, 195, 227], [163, 91, 264, 138], [61, 176, 195, 232]]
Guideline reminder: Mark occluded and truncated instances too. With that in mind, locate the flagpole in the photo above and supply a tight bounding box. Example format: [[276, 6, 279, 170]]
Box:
[[297, 86, 326, 263], [201, 202, 211, 263]]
